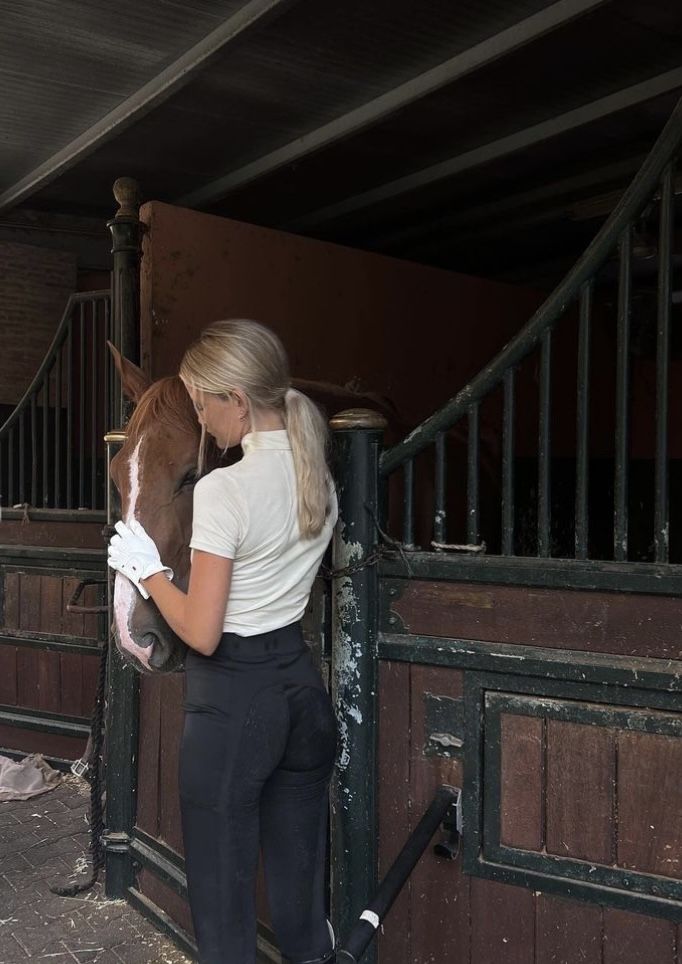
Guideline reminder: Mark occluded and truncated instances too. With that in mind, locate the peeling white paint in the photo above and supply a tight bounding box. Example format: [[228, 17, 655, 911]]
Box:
[[332, 516, 368, 776]]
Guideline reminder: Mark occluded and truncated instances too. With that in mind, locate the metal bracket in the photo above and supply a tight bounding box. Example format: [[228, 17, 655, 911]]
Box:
[[70, 758, 89, 778], [66, 578, 108, 614], [433, 786, 462, 860]]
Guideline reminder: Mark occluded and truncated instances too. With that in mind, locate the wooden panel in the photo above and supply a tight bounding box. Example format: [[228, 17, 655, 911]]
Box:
[[0, 521, 104, 548], [37, 651, 61, 714], [500, 713, 544, 850], [82, 582, 101, 640], [0, 645, 17, 705], [16, 647, 40, 709], [546, 719, 615, 863], [137, 674, 163, 838], [536, 895, 602, 964], [158, 674, 185, 854], [137, 867, 194, 936], [19, 573, 42, 633], [409, 665, 469, 964], [470, 878, 534, 964], [2, 571, 20, 630], [618, 731, 682, 879], [391, 581, 682, 659], [0, 722, 85, 760], [81, 652, 100, 719], [59, 652, 83, 716], [603, 908, 676, 964], [377, 661, 411, 964], [39, 574, 63, 634]]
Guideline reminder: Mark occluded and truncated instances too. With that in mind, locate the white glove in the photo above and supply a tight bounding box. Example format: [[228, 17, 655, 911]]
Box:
[[108, 519, 173, 600]]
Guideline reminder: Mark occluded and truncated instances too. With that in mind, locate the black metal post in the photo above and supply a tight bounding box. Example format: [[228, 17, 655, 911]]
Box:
[[107, 177, 142, 412], [103, 178, 142, 899], [330, 408, 386, 964], [102, 430, 139, 899]]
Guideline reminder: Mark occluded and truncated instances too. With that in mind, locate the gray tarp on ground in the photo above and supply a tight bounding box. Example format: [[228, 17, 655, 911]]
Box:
[[0, 753, 62, 801]]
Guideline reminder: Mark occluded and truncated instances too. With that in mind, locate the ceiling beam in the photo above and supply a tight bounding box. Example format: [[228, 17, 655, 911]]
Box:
[[177, 0, 610, 208], [372, 155, 645, 255], [0, 0, 294, 214], [286, 66, 682, 233]]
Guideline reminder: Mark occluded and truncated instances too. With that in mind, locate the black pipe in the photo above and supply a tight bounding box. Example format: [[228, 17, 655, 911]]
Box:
[[336, 785, 460, 964]]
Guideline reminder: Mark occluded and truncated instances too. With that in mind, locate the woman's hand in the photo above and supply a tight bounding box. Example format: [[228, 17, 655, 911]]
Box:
[[108, 519, 173, 599]]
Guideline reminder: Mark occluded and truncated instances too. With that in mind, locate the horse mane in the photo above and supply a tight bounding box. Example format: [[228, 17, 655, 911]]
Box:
[[127, 376, 198, 443]]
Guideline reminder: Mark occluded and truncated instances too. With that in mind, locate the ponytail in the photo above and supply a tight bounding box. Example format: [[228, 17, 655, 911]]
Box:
[[181, 319, 334, 537], [284, 388, 334, 538]]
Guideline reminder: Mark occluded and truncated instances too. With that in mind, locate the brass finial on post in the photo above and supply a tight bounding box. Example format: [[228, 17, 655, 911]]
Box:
[[112, 177, 141, 220], [329, 408, 388, 431]]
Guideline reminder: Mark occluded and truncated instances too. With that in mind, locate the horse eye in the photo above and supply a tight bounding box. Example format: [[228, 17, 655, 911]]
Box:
[[180, 471, 197, 489]]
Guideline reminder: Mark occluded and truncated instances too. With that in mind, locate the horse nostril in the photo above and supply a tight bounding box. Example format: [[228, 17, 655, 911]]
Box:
[[148, 635, 169, 670], [140, 633, 157, 650]]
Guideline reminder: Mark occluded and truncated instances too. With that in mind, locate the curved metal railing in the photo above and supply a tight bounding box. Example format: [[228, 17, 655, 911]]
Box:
[[0, 290, 112, 513], [381, 95, 682, 563]]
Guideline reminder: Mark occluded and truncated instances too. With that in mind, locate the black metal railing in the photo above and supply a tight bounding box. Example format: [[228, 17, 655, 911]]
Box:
[[0, 291, 112, 513], [381, 96, 682, 564]]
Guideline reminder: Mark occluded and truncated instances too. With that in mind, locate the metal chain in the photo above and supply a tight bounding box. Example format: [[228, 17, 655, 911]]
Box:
[[321, 505, 414, 580]]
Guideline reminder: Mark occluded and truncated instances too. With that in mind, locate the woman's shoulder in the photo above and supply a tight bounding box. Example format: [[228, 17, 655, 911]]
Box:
[[194, 464, 244, 497]]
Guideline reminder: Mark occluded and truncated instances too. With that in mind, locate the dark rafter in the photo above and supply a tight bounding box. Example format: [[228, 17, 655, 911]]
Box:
[[286, 67, 682, 233], [0, 0, 296, 215], [177, 0, 610, 209]]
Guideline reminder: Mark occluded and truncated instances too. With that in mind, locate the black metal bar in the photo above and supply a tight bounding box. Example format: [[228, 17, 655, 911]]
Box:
[[336, 786, 460, 964], [575, 280, 593, 560], [379, 96, 682, 477], [655, 164, 674, 563], [502, 368, 515, 556], [104, 185, 142, 902], [91, 300, 98, 508], [467, 403, 479, 545], [402, 459, 415, 548], [42, 377, 48, 507], [434, 431, 446, 545], [537, 331, 552, 557], [8, 427, 14, 507], [104, 296, 111, 434], [614, 227, 631, 561], [330, 412, 386, 964], [54, 351, 61, 508], [104, 431, 139, 899], [66, 315, 73, 509], [30, 394, 37, 507], [79, 302, 85, 508], [18, 410, 25, 505]]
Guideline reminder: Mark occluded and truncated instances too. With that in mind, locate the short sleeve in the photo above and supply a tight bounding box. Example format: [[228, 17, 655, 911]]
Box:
[[190, 471, 247, 560]]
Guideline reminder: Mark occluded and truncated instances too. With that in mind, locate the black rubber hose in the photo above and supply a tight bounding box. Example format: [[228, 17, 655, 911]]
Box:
[[336, 784, 460, 963]]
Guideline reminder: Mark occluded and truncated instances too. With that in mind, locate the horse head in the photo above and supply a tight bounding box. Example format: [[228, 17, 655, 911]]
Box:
[[108, 346, 401, 674], [108, 347, 220, 673]]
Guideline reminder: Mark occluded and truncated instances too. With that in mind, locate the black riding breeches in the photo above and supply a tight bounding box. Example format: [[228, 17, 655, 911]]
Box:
[[179, 622, 337, 964]]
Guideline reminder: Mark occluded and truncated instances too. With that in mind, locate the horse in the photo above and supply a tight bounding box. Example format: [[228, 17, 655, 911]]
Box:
[[108, 345, 400, 673]]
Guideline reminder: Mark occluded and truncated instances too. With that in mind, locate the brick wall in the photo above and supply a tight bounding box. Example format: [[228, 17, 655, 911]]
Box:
[[0, 242, 77, 406]]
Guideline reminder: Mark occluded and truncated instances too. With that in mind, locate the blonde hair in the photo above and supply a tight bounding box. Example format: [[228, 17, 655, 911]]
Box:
[[180, 319, 333, 538]]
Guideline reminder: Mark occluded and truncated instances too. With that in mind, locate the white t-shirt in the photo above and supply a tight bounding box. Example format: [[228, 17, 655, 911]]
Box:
[[189, 429, 337, 636]]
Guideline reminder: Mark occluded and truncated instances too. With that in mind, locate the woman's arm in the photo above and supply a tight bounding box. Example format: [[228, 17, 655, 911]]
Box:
[[143, 550, 232, 656]]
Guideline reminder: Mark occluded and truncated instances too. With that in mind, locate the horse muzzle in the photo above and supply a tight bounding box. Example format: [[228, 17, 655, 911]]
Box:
[[112, 574, 186, 673]]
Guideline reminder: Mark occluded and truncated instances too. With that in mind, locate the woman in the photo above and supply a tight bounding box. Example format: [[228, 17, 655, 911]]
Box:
[[108, 319, 338, 964]]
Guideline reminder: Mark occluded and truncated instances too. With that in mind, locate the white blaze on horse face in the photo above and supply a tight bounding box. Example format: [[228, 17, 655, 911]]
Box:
[[124, 437, 143, 524], [114, 436, 152, 670]]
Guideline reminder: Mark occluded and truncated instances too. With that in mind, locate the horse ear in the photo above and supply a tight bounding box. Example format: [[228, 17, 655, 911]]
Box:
[[107, 341, 149, 403]]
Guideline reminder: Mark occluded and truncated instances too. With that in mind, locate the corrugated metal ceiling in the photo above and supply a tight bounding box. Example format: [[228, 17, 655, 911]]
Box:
[[2, 0, 681, 282]]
